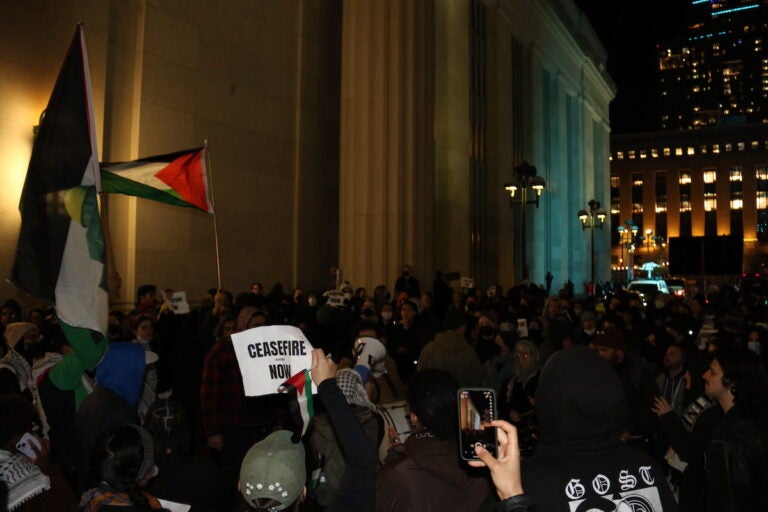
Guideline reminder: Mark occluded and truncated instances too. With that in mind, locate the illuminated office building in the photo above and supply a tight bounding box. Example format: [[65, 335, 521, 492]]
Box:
[[610, 123, 768, 276], [659, 0, 768, 130]]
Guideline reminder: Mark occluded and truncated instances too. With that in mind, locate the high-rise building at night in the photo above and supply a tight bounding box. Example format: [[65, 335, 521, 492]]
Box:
[[659, 0, 768, 130]]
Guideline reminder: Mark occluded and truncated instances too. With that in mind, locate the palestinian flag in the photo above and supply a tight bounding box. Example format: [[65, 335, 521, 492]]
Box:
[[278, 369, 315, 440], [101, 148, 214, 213], [10, 25, 108, 405]]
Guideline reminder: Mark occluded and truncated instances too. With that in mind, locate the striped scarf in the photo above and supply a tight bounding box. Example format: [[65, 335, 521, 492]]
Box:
[[0, 450, 50, 510]]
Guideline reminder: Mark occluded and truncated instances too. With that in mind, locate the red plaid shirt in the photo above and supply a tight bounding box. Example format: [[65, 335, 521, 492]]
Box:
[[200, 338, 245, 439]]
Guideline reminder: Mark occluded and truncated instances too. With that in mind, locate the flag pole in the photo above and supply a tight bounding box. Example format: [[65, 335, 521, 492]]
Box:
[[99, 190, 120, 303], [205, 139, 223, 290]]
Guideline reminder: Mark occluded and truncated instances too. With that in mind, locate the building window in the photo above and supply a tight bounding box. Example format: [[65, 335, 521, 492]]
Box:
[[738, 142, 745, 151], [663, 147, 671, 156], [704, 169, 716, 184], [655, 172, 667, 238], [617, 151, 624, 160], [629, 150, 636, 159], [611, 175, 620, 188], [675, 147, 683, 156], [651, 148, 659, 158], [680, 170, 692, 236], [700, 145, 708, 154], [713, 144, 720, 154], [687, 147, 695, 155], [632, 173, 643, 213], [655, 172, 667, 213], [758, 166, 768, 242], [704, 192, 717, 211], [731, 167, 743, 237]]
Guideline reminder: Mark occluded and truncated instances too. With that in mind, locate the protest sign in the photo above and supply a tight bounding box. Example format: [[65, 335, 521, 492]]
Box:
[[232, 325, 314, 396], [167, 290, 190, 314]]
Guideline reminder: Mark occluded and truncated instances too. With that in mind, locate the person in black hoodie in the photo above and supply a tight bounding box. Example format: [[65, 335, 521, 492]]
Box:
[[521, 346, 678, 511]]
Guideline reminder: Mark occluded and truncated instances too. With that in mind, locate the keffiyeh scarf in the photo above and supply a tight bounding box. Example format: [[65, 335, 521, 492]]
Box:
[[0, 450, 50, 510], [336, 368, 377, 411]]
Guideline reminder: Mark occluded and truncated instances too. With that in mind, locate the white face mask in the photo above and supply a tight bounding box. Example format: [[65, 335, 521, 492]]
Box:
[[308, 297, 318, 307], [381, 311, 393, 322], [344, 292, 352, 301], [583, 328, 596, 336], [748, 340, 762, 355]]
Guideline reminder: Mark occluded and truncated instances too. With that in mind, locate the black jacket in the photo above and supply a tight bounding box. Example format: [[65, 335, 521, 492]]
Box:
[[702, 406, 768, 512], [522, 347, 678, 511]]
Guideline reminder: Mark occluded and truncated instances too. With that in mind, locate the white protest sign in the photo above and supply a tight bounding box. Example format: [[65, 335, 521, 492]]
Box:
[[232, 325, 314, 396], [168, 291, 190, 314], [460, 276, 475, 289]]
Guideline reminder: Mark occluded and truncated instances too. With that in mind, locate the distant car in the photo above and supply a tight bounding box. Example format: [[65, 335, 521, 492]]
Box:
[[665, 278, 686, 297], [627, 279, 670, 306]]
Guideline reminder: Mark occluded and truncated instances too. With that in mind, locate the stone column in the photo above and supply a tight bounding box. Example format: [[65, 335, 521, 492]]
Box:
[[339, 0, 435, 292]]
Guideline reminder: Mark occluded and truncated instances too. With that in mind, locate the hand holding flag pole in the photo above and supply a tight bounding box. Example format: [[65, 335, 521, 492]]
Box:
[[276, 350, 334, 442]]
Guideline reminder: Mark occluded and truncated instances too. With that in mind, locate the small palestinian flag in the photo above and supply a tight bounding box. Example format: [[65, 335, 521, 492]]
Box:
[[278, 369, 314, 440], [101, 148, 213, 213]]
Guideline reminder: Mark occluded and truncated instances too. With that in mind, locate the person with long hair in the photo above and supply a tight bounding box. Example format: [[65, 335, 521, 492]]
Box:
[[77, 424, 164, 511], [498, 340, 540, 426], [700, 347, 768, 511]]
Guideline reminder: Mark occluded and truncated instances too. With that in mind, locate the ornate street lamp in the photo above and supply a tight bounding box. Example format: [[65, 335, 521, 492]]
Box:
[[504, 161, 546, 281], [578, 199, 607, 295]]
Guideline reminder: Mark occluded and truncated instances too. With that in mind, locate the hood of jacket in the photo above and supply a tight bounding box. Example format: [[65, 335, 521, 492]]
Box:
[[434, 330, 471, 353], [535, 346, 627, 447], [95, 342, 146, 406]]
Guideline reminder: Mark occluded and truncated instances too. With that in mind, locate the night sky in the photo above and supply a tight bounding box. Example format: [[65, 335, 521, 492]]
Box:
[[572, 0, 690, 134]]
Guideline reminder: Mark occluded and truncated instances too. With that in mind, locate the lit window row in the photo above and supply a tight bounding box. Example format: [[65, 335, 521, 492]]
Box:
[[614, 139, 763, 159]]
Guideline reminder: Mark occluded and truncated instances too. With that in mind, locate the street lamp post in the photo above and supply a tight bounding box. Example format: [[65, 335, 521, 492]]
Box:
[[578, 199, 607, 295], [504, 161, 546, 282], [617, 225, 626, 283]]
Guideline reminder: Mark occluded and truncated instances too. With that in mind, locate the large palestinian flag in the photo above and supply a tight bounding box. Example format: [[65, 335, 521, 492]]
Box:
[[10, 25, 108, 404], [101, 148, 214, 213]]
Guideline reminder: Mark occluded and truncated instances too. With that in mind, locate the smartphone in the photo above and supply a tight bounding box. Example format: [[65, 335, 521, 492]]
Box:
[[458, 388, 498, 461], [15, 432, 41, 460]]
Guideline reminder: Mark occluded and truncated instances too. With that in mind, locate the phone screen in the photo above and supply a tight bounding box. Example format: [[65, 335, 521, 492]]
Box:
[[458, 388, 497, 460]]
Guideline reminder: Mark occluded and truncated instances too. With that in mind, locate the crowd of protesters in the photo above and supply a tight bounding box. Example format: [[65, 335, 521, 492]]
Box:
[[0, 264, 767, 511]]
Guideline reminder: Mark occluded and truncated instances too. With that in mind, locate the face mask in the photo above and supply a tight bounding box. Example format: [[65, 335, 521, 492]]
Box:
[[654, 300, 665, 309], [137, 337, 152, 345], [344, 292, 352, 301], [584, 328, 596, 336], [308, 297, 318, 307], [479, 326, 495, 338], [748, 340, 762, 355], [381, 311, 393, 322]]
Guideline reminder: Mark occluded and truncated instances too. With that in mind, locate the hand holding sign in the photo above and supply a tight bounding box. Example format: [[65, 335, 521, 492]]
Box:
[[310, 349, 336, 386]]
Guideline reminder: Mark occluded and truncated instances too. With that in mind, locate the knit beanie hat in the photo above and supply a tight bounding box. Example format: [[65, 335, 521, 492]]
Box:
[[4, 323, 39, 350]]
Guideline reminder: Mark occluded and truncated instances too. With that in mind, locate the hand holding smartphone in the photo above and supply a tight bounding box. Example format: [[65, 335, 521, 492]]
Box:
[[15, 432, 42, 460], [458, 388, 498, 460]]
